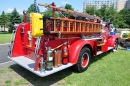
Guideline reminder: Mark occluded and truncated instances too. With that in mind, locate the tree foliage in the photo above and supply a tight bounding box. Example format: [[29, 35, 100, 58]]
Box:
[[43, 4, 74, 17], [0, 11, 8, 31], [27, 4, 40, 14], [0, 3, 130, 33], [26, 4, 40, 22], [85, 6, 96, 15], [98, 5, 108, 21], [8, 8, 21, 32], [10, 8, 21, 24], [63, 4, 74, 17], [65, 4, 74, 10], [44, 11, 60, 17], [85, 4, 130, 28], [119, 9, 130, 28], [6, 13, 11, 22]]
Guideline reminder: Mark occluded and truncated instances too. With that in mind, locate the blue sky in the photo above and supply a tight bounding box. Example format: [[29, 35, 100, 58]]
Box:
[[0, 0, 126, 14], [0, 0, 87, 14]]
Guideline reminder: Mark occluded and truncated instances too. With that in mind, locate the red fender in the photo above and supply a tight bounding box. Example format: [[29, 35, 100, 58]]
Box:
[[108, 35, 118, 47], [69, 39, 93, 64]]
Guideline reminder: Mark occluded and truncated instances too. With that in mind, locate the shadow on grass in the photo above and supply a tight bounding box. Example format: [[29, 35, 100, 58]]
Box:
[[9, 50, 115, 85], [10, 64, 72, 86], [91, 50, 112, 64]]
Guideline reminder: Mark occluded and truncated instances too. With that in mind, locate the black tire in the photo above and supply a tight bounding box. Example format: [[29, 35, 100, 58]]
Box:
[[113, 39, 118, 51], [74, 47, 91, 72]]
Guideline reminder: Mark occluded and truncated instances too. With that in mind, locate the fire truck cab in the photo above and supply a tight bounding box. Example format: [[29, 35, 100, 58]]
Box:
[[8, 3, 118, 77]]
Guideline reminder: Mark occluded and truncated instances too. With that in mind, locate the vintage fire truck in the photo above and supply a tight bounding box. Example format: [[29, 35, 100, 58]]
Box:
[[8, 3, 118, 77]]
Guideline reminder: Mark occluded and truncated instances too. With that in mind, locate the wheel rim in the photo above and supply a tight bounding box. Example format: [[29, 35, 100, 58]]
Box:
[[81, 53, 89, 68]]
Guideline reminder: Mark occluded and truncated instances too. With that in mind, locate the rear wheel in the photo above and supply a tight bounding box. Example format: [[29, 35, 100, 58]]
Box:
[[74, 47, 91, 72]]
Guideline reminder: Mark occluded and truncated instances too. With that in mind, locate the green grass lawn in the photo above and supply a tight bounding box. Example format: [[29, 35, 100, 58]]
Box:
[[0, 32, 12, 44], [0, 48, 130, 86], [62, 48, 130, 86]]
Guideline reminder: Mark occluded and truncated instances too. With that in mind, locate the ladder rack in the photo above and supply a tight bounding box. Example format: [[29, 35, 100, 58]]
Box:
[[38, 3, 100, 20], [43, 17, 102, 34]]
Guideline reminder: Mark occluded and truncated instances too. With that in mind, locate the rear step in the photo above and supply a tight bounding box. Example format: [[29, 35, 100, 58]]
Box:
[[8, 56, 73, 77]]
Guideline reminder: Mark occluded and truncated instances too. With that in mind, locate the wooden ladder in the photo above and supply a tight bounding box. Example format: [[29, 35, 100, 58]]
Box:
[[48, 17, 102, 34]]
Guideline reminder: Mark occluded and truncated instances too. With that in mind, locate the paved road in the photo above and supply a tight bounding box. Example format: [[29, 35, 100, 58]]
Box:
[[0, 44, 11, 63]]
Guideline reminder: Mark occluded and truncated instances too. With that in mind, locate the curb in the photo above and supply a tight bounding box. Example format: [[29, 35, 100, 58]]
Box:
[[0, 61, 15, 69], [0, 43, 10, 46], [0, 61, 13, 65]]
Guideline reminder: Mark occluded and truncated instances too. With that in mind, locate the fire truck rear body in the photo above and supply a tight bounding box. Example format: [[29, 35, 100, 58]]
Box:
[[8, 3, 118, 77]]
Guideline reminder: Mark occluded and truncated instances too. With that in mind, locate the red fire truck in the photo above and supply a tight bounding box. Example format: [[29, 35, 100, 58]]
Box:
[[8, 3, 118, 77]]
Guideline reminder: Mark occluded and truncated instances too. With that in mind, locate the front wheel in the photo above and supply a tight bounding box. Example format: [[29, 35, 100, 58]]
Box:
[[113, 39, 118, 51], [74, 47, 91, 72]]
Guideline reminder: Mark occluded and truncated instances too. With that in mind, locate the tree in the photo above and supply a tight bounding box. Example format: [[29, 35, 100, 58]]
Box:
[[112, 13, 126, 28], [8, 8, 21, 32], [20, 14, 24, 23], [6, 13, 11, 23], [5, 13, 12, 32], [85, 4, 109, 21], [42, 7, 60, 17], [63, 4, 74, 17], [43, 4, 74, 18], [0, 14, 1, 28], [10, 8, 21, 24], [98, 5, 108, 21], [106, 6, 117, 21], [26, 4, 40, 22], [27, 4, 40, 14], [44, 11, 60, 17], [0, 11, 8, 31], [85, 6, 96, 15], [65, 4, 74, 11], [119, 9, 130, 28], [106, 6, 120, 28]]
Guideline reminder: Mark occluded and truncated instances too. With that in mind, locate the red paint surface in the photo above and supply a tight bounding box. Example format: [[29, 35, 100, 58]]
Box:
[[69, 40, 94, 64], [11, 19, 118, 71], [108, 35, 118, 47]]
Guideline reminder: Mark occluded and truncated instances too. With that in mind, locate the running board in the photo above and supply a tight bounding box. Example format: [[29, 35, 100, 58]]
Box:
[[8, 56, 73, 77], [97, 47, 113, 55]]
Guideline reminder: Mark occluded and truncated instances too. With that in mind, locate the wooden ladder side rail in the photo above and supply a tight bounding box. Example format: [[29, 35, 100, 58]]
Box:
[[52, 17, 100, 24], [49, 31, 101, 34], [38, 3, 100, 20]]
